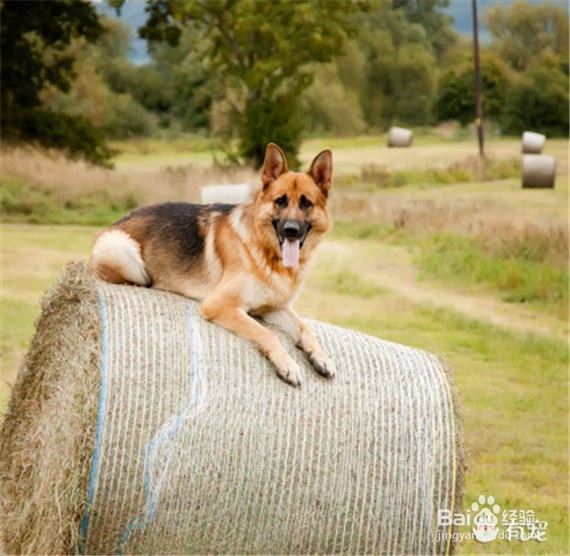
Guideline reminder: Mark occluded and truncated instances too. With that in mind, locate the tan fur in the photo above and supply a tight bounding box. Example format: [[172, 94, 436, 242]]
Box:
[[89, 143, 335, 386]]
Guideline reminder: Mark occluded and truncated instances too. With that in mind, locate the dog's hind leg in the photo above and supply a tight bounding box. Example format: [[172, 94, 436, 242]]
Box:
[[89, 229, 151, 286], [263, 308, 336, 379]]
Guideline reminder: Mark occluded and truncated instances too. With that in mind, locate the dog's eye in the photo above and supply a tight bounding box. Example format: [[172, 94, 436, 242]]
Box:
[[274, 195, 288, 208], [300, 195, 313, 211]]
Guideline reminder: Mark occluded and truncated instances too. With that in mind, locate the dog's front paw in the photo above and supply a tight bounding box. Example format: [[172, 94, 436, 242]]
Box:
[[273, 355, 301, 387], [277, 362, 301, 387], [308, 354, 336, 379]]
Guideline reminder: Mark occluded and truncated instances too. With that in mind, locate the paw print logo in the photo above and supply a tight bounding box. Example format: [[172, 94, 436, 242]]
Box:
[[472, 495, 501, 543]]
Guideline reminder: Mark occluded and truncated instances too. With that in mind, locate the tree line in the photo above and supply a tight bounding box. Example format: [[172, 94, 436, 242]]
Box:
[[1, 0, 568, 167]]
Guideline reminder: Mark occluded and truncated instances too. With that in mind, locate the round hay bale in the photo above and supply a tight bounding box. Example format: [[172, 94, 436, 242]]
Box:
[[522, 154, 556, 188], [0, 264, 101, 554], [1, 263, 464, 555], [387, 126, 414, 147], [200, 183, 253, 204], [521, 131, 546, 154]]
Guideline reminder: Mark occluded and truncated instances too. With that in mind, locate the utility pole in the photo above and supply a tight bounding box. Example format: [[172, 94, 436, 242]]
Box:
[[472, 0, 485, 157]]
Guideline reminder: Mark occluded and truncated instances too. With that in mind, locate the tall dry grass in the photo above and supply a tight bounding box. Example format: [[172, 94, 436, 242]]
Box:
[[354, 155, 521, 189], [0, 146, 258, 206], [331, 193, 568, 267], [2, 145, 567, 267]]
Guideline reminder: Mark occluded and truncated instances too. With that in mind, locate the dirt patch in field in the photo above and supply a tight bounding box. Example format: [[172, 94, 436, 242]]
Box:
[[313, 240, 567, 341]]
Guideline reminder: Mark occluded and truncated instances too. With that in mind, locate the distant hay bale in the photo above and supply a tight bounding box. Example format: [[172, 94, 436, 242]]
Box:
[[387, 126, 414, 147], [200, 183, 253, 204], [1, 263, 464, 555], [522, 154, 556, 188], [521, 131, 546, 154]]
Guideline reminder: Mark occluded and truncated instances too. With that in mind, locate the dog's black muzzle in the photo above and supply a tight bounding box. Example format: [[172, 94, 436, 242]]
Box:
[[273, 218, 311, 247]]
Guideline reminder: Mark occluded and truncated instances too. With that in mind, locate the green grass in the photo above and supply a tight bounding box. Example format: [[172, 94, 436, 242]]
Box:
[[329, 220, 568, 320], [303, 131, 513, 149], [413, 232, 568, 318], [1, 176, 138, 225], [320, 270, 389, 298], [110, 134, 213, 154], [336, 156, 521, 191], [299, 270, 568, 554], [110, 135, 218, 169], [1, 224, 96, 410], [330, 219, 398, 241], [1, 298, 38, 404]]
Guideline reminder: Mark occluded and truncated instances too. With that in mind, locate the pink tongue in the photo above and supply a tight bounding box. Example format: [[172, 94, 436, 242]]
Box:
[[282, 239, 300, 268]]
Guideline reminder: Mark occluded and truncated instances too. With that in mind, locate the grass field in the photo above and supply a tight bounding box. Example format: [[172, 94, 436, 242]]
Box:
[[1, 135, 568, 553]]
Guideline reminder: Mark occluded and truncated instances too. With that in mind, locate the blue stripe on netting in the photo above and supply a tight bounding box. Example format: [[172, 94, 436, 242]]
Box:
[[116, 303, 200, 554], [78, 292, 108, 554]]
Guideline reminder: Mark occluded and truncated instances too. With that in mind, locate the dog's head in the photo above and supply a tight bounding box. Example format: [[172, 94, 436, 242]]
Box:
[[253, 143, 332, 270]]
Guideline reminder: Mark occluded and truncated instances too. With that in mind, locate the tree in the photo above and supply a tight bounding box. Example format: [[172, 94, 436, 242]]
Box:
[[502, 56, 569, 137], [392, 0, 455, 60], [357, 5, 439, 128], [485, 1, 569, 72], [301, 47, 367, 137], [480, 1, 569, 136], [116, 0, 366, 167], [95, 19, 174, 122], [1, 0, 112, 165], [434, 50, 511, 126], [41, 17, 158, 140], [144, 28, 212, 131]]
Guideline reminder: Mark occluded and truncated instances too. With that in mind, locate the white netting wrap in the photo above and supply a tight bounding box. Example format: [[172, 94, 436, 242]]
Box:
[[81, 282, 461, 554]]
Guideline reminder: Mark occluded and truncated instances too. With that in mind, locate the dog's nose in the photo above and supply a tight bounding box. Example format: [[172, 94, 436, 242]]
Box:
[[283, 220, 301, 240]]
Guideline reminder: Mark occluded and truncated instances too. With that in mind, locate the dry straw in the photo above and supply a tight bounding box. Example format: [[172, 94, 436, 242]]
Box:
[[1, 263, 464, 555], [0, 145, 258, 206]]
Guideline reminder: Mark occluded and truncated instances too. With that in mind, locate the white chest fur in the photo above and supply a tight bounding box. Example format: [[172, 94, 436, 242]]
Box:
[[242, 272, 302, 314]]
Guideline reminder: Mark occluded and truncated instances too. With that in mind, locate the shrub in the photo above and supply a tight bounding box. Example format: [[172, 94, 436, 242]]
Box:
[[434, 51, 511, 126], [501, 62, 569, 137], [21, 110, 113, 167], [102, 94, 156, 139], [302, 63, 366, 136], [239, 94, 304, 169]]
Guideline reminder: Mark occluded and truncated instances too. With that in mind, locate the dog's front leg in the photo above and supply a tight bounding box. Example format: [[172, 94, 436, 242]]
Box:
[[200, 295, 302, 387], [263, 308, 336, 379]]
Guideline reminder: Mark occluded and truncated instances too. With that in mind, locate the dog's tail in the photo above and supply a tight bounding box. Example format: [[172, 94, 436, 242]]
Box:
[[89, 229, 151, 286]]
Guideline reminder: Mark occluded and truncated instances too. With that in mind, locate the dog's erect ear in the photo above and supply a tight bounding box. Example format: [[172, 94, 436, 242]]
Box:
[[261, 143, 288, 189], [308, 149, 333, 197]]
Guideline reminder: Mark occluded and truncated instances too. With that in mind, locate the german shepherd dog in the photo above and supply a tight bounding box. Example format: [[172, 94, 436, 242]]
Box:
[[89, 143, 335, 386]]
